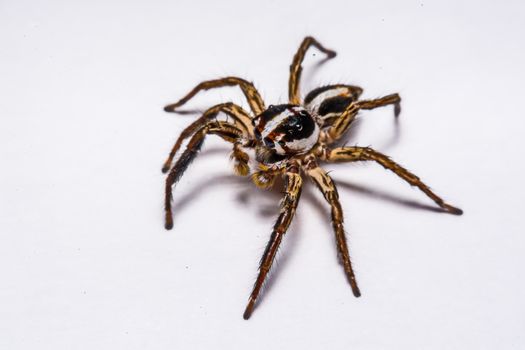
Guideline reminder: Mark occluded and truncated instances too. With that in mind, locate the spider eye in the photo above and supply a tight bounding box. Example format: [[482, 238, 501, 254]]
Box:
[[287, 116, 303, 130], [292, 122, 303, 131], [288, 116, 300, 126]]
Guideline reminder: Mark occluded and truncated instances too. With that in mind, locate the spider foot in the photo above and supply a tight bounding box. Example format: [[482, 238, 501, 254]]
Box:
[[164, 103, 179, 112], [345, 271, 361, 297], [164, 214, 174, 230], [443, 204, 463, 215], [243, 298, 256, 320], [161, 163, 171, 174], [352, 287, 361, 298], [326, 50, 337, 59]]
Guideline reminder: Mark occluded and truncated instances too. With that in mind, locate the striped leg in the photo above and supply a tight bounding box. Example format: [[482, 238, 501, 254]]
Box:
[[326, 94, 401, 143], [162, 103, 253, 173], [231, 141, 250, 176], [288, 36, 337, 105], [164, 122, 244, 230], [307, 166, 361, 297], [164, 76, 265, 116], [358, 94, 401, 117], [326, 146, 463, 215], [243, 171, 302, 319]]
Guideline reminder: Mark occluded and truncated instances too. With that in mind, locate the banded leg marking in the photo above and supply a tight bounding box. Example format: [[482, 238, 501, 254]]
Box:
[[162, 103, 252, 173], [164, 122, 244, 230], [164, 77, 265, 115], [326, 146, 463, 215], [327, 93, 402, 142], [243, 171, 302, 319], [289, 36, 337, 105], [307, 166, 361, 297]]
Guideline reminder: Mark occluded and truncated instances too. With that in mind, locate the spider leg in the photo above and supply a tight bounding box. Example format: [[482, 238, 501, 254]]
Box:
[[325, 146, 463, 215], [325, 94, 401, 143], [164, 77, 265, 116], [289, 36, 337, 105], [164, 121, 244, 230], [358, 94, 401, 117], [243, 170, 302, 320], [306, 166, 361, 297], [161, 102, 253, 173]]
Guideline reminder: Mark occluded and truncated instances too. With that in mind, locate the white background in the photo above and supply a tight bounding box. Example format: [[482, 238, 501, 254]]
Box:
[[1, 0, 524, 349]]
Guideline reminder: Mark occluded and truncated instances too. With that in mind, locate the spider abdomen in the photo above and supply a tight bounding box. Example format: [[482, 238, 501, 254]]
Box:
[[304, 85, 363, 125], [253, 104, 320, 155]]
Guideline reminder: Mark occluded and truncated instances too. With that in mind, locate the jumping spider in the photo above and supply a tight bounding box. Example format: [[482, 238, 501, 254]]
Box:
[[161, 36, 463, 319]]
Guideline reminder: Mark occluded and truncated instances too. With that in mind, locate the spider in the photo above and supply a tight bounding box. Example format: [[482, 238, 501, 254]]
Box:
[[161, 36, 463, 320]]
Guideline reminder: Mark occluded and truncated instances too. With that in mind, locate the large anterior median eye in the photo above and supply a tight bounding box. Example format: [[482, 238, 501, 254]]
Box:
[[256, 105, 320, 155], [287, 116, 303, 131], [280, 110, 314, 140]]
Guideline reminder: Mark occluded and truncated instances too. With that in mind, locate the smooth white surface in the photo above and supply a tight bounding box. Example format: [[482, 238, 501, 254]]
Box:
[[1, 1, 524, 349]]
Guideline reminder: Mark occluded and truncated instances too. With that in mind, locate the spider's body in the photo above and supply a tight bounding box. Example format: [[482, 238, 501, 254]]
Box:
[[161, 37, 462, 319]]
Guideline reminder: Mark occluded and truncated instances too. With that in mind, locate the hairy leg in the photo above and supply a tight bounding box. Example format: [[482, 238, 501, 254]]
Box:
[[288, 36, 337, 105], [164, 121, 244, 230], [251, 164, 283, 189], [358, 93, 401, 117], [325, 146, 463, 215], [243, 170, 302, 319], [325, 94, 401, 143], [164, 77, 265, 116], [306, 166, 361, 297], [162, 103, 253, 173], [231, 141, 250, 176]]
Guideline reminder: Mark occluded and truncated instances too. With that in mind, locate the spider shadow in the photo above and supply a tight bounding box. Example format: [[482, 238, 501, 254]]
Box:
[[301, 56, 335, 94], [333, 177, 447, 214], [165, 108, 204, 116], [240, 176, 447, 312], [167, 146, 446, 314], [170, 149, 285, 221], [167, 149, 328, 310], [380, 115, 402, 151], [252, 184, 330, 306], [171, 146, 328, 220]]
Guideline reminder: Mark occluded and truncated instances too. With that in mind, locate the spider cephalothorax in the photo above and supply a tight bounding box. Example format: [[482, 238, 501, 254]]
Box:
[[253, 104, 320, 164], [161, 36, 463, 319], [254, 104, 319, 154]]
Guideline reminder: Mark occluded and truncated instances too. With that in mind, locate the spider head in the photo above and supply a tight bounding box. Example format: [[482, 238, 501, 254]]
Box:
[[253, 104, 320, 155]]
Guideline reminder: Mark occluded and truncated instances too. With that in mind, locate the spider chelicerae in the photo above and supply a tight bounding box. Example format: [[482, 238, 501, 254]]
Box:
[[161, 36, 463, 319]]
